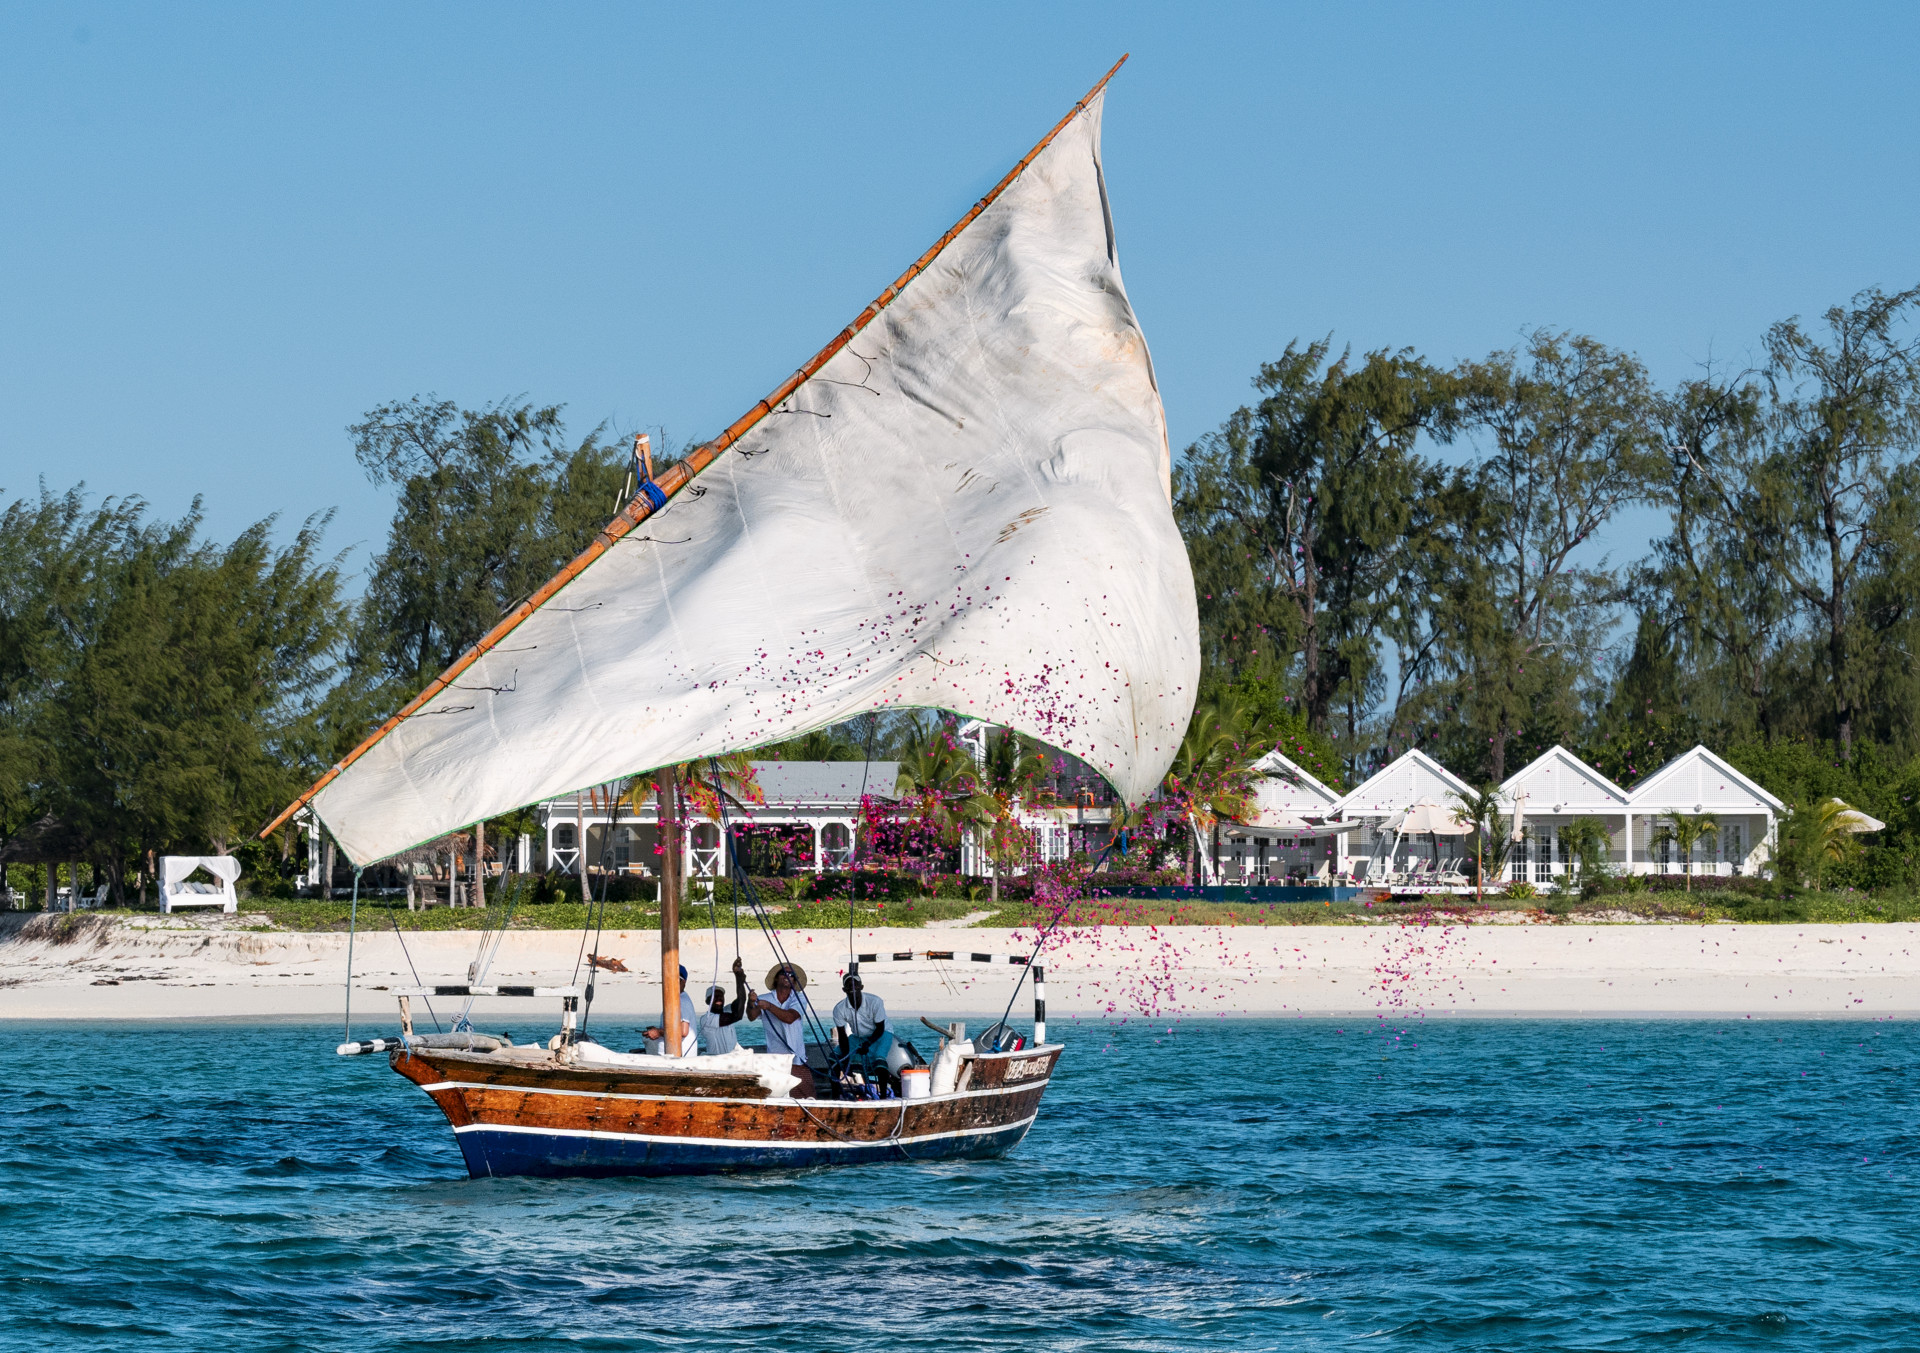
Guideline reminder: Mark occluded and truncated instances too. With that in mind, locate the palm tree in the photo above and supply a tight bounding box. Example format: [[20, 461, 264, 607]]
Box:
[[1774, 798, 1858, 890], [621, 752, 763, 908], [973, 729, 1052, 902], [1555, 816, 1613, 892], [1651, 813, 1718, 891], [756, 727, 859, 761], [1163, 695, 1260, 884], [892, 724, 990, 880], [1448, 785, 1513, 901], [894, 725, 980, 825]]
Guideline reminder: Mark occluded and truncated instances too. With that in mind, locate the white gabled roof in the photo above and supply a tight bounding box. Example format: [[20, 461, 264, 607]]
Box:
[[1336, 748, 1474, 818], [1249, 749, 1341, 811], [1242, 749, 1342, 831], [1626, 745, 1785, 814], [1499, 745, 1630, 813]]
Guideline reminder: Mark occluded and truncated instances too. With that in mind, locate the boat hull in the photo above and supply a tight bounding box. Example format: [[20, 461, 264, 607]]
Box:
[[451, 1114, 1037, 1177], [391, 1043, 1061, 1179]]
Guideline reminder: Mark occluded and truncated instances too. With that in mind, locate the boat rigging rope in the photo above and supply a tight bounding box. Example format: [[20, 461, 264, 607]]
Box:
[[457, 876, 521, 1033], [983, 836, 1118, 1051], [567, 788, 599, 989], [388, 910, 442, 1033], [577, 793, 620, 1038], [710, 760, 832, 1051], [342, 866, 363, 1042], [850, 717, 877, 974]]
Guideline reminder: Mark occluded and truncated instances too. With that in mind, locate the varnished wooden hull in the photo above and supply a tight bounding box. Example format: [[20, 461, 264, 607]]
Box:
[[390, 1043, 1063, 1178]]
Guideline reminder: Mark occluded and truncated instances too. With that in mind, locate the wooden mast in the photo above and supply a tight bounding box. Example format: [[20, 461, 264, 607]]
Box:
[[659, 771, 683, 1055], [257, 55, 1131, 850]]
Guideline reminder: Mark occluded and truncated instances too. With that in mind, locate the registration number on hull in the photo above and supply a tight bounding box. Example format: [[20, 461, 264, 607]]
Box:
[[1006, 1056, 1051, 1081]]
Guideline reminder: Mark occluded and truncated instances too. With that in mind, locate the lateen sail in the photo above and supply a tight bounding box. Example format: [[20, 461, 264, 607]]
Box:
[[296, 82, 1198, 865]]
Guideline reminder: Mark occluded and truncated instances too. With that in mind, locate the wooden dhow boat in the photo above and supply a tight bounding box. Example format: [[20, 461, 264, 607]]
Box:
[[264, 56, 1198, 1178], [370, 994, 1063, 1177]]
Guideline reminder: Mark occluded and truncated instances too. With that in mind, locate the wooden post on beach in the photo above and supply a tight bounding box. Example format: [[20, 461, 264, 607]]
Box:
[[474, 821, 486, 910]]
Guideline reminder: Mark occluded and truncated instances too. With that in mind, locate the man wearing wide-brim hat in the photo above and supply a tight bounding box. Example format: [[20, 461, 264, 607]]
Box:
[[756, 962, 815, 1098]]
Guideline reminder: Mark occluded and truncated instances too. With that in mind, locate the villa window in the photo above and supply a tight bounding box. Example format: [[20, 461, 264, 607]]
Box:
[[554, 824, 577, 849], [820, 822, 852, 868], [613, 825, 639, 869], [1535, 828, 1553, 883]]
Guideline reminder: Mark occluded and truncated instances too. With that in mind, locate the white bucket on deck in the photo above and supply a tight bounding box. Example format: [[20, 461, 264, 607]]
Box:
[[899, 1066, 931, 1100]]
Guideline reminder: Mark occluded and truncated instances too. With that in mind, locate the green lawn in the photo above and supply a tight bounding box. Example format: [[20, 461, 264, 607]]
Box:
[[37, 885, 1920, 933]]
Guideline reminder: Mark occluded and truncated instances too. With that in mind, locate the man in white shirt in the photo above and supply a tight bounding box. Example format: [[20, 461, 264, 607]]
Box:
[[696, 956, 753, 1055], [756, 962, 816, 1098], [831, 972, 894, 1091], [641, 964, 697, 1056]]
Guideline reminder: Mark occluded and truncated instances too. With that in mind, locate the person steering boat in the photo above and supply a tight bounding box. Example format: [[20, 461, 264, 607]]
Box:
[[831, 971, 893, 1094]]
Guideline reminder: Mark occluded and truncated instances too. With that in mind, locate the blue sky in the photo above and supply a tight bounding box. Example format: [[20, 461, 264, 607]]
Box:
[[3, 3, 1916, 585]]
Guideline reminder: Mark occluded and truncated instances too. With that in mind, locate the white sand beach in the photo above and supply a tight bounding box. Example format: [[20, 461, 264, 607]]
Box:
[[1, 913, 1915, 1022]]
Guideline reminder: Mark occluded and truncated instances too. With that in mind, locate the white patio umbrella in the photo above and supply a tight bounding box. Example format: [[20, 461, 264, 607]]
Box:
[[1378, 799, 1470, 878], [1395, 799, 1472, 835]]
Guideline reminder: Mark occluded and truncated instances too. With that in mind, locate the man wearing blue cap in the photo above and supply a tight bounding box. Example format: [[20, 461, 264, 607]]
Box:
[[641, 963, 697, 1056], [832, 971, 893, 1091]]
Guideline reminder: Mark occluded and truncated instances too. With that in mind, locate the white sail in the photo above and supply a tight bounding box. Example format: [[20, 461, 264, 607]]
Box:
[[308, 88, 1198, 865]]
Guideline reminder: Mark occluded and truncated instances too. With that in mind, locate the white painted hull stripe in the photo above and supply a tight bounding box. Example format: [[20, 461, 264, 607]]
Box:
[[418, 1077, 1050, 1107], [451, 1113, 1038, 1150]]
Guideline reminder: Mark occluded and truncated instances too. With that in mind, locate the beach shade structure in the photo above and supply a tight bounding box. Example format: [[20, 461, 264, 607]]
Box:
[[1390, 799, 1472, 835], [1370, 799, 1472, 883], [159, 856, 241, 914], [1255, 812, 1322, 834], [1825, 799, 1886, 833]]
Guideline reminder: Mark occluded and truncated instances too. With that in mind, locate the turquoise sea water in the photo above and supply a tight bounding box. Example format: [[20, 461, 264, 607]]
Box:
[[5, 1016, 1916, 1351]]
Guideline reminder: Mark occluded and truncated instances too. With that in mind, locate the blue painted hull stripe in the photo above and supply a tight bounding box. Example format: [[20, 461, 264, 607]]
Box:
[[450, 1112, 1036, 1150], [454, 1119, 1035, 1176]]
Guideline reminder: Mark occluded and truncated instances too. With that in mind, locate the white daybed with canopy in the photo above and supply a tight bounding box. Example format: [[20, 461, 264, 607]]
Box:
[[159, 856, 241, 913]]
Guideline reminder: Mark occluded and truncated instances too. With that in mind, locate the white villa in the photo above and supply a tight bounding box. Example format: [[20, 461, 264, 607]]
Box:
[[538, 761, 898, 881], [1333, 748, 1476, 881], [1615, 745, 1782, 878], [1217, 750, 1346, 883], [1497, 746, 1635, 886], [1493, 744, 1781, 883], [290, 735, 1782, 896], [1206, 741, 1784, 887]]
